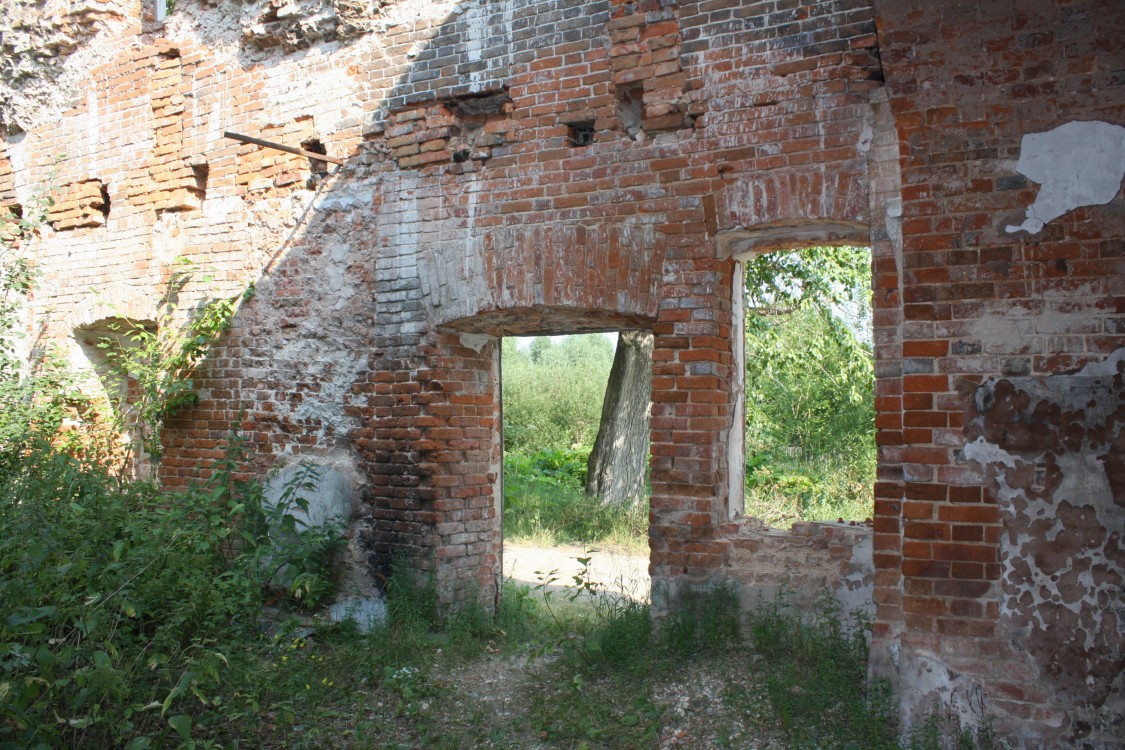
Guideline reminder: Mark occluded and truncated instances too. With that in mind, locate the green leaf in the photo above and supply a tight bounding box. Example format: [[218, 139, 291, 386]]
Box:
[[168, 714, 192, 740]]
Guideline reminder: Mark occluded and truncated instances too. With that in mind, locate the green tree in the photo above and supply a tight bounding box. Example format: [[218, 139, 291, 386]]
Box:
[[742, 246, 875, 525], [743, 245, 873, 455], [501, 335, 614, 454]]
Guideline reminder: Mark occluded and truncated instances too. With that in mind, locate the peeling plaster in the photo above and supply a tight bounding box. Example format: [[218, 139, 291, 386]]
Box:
[[898, 650, 993, 738], [1005, 120, 1125, 235], [458, 332, 493, 353], [964, 348, 1125, 744]]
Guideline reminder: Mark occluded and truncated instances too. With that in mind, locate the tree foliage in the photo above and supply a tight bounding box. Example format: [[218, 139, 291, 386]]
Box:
[[743, 246, 875, 525], [501, 335, 614, 454], [743, 245, 874, 458]]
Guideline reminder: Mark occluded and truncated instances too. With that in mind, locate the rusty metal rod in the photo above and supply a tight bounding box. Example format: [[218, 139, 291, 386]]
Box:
[[223, 131, 344, 166]]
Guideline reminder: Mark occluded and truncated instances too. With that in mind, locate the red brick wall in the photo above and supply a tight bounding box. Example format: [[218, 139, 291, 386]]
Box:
[[5, 1, 1123, 745], [872, 0, 1125, 744]]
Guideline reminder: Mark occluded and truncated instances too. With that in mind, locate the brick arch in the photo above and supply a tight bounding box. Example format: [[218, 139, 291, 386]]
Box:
[[410, 220, 667, 331], [716, 220, 871, 260], [58, 282, 158, 334], [712, 169, 872, 240]]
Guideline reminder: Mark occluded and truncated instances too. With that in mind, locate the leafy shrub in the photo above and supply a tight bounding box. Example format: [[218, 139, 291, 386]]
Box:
[[1, 202, 342, 745], [745, 449, 875, 527], [0, 432, 345, 748], [743, 247, 876, 525], [503, 449, 646, 551]]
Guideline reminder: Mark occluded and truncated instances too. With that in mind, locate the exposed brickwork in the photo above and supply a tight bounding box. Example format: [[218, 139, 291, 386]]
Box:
[[871, 0, 1125, 745], [607, 0, 692, 135], [3, 0, 1123, 745], [48, 179, 109, 231]]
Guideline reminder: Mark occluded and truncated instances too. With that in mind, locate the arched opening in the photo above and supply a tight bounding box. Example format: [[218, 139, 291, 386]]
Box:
[[72, 317, 158, 478]]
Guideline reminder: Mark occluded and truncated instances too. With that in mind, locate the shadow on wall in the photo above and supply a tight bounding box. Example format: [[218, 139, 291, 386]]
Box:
[[157, 0, 658, 606]]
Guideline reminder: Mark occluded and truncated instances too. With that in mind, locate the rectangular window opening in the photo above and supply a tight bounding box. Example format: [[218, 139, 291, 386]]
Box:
[[739, 245, 876, 529]]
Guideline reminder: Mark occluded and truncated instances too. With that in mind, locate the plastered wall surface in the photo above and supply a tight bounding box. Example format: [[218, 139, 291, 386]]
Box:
[[2, 0, 1123, 747]]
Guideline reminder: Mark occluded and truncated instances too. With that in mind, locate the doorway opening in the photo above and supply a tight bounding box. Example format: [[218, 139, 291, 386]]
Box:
[[737, 246, 875, 528], [499, 332, 651, 598]]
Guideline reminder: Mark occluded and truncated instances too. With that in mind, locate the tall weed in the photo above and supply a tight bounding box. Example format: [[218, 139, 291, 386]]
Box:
[[0, 435, 343, 748], [747, 597, 897, 748], [503, 448, 646, 552]]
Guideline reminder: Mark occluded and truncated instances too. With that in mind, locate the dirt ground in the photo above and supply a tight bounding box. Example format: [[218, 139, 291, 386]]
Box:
[[503, 543, 650, 601]]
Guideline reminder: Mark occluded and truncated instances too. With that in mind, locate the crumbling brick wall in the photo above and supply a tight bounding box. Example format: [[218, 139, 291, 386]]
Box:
[[870, 1, 1125, 745], [3, 0, 1122, 746]]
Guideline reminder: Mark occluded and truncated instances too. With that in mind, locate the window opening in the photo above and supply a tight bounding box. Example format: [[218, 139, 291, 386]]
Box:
[[739, 246, 875, 528]]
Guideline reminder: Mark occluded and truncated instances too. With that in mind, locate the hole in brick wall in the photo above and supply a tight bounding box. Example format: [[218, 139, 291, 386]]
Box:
[[98, 183, 111, 220], [191, 162, 208, 200], [301, 138, 329, 184], [740, 245, 875, 529], [568, 121, 597, 148], [500, 333, 650, 594], [0, 203, 22, 244], [446, 88, 512, 117], [617, 84, 644, 141]]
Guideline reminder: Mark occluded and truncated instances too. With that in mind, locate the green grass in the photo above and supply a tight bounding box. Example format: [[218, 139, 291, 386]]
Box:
[[503, 449, 648, 554], [746, 597, 896, 748], [744, 447, 875, 528]]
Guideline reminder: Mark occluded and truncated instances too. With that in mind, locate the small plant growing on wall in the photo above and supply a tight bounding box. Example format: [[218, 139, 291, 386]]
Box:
[[95, 259, 252, 481], [0, 173, 83, 462]]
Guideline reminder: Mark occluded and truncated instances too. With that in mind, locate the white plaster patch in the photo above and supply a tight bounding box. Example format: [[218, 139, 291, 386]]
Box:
[[838, 532, 875, 622], [264, 462, 356, 530], [458, 332, 493, 353], [897, 649, 987, 736], [314, 185, 373, 212], [1005, 120, 1125, 234], [328, 596, 387, 632], [380, 0, 459, 28]]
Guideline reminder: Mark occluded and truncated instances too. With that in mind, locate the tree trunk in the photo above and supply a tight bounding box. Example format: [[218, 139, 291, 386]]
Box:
[[586, 330, 653, 506]]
